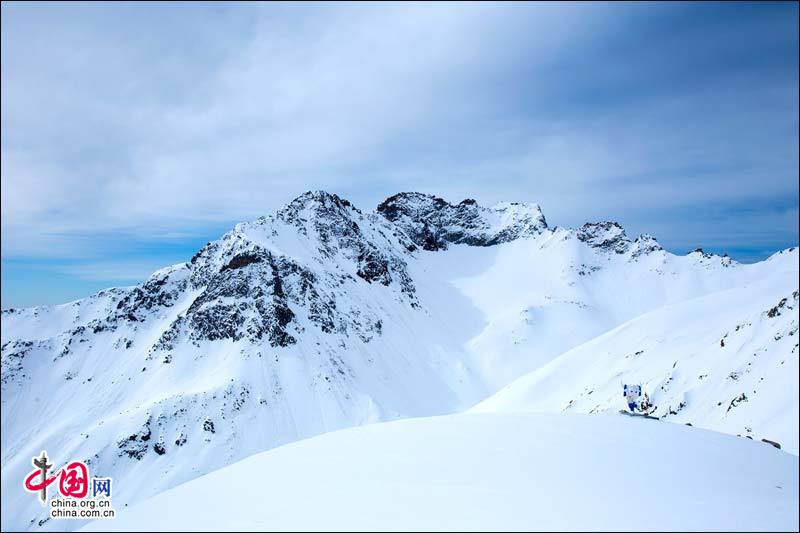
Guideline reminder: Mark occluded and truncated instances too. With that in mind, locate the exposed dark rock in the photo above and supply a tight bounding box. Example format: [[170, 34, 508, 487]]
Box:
[[1, 339, 38, 388], [727, 393, 748, 412], [577, 222, 631, 254], [377, 192, 547, 250], [117, 417, 153, 460], [220, 251, 263, 272], [630, 234, 663, 258], [767, 292, 797, 318], [356, 251, 392, 285]]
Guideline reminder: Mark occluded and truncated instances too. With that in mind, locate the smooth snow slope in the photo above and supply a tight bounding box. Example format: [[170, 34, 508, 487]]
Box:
[[417, 232, 798, 391], [84, 412, 799, 532]]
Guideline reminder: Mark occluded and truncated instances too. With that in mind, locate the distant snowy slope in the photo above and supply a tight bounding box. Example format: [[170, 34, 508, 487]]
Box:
[[418, 230, 798, 390], [474, 270, 799, 453], [83, 413, 799, 532]]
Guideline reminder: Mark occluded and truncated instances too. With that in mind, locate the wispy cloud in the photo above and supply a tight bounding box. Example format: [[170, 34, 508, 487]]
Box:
[[1, 1, 797, 306]]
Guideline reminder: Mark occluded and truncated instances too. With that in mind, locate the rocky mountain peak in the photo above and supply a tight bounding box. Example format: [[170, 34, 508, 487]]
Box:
[[576, 221, 630, 253], [689, 248, 735, 267], [631, 233, 663, 258], [577, 222, 663, 258], [376, 192, 548, 250], [280, 190, 359, 218]]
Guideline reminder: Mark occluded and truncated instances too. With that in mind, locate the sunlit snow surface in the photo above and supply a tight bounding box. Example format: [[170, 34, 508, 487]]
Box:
[[85, 413, 799, 532]]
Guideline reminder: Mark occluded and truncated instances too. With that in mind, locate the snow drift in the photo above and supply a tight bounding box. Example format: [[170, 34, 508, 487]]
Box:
[[83, 413, 799, 532]]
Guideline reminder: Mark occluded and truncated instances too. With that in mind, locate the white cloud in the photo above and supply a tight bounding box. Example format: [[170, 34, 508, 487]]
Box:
[[1, 2, 797, 262]]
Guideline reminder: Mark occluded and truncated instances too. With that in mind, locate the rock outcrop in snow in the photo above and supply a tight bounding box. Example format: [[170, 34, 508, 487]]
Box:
[[576, 221, 664, 258], [376, 192, 548, 250]]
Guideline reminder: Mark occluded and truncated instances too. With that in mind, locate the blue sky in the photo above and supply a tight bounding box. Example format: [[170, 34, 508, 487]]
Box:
[[1, 1, 798, 308]]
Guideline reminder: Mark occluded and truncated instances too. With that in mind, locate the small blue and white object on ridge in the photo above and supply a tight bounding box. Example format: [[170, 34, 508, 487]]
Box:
[[623, 384, 642, 412]]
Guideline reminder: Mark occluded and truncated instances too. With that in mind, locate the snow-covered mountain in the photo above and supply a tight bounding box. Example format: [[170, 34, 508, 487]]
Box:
[[2, 191, 798, 531]]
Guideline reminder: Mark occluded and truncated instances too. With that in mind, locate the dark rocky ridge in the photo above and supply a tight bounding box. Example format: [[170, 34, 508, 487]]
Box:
[[576, 221, 664, 258], [377, 192, 549, 250], [142, 191, 419, 357]]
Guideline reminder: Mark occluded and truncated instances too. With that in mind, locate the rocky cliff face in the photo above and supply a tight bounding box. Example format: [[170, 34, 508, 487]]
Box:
[[376, 192, 548, 250]]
